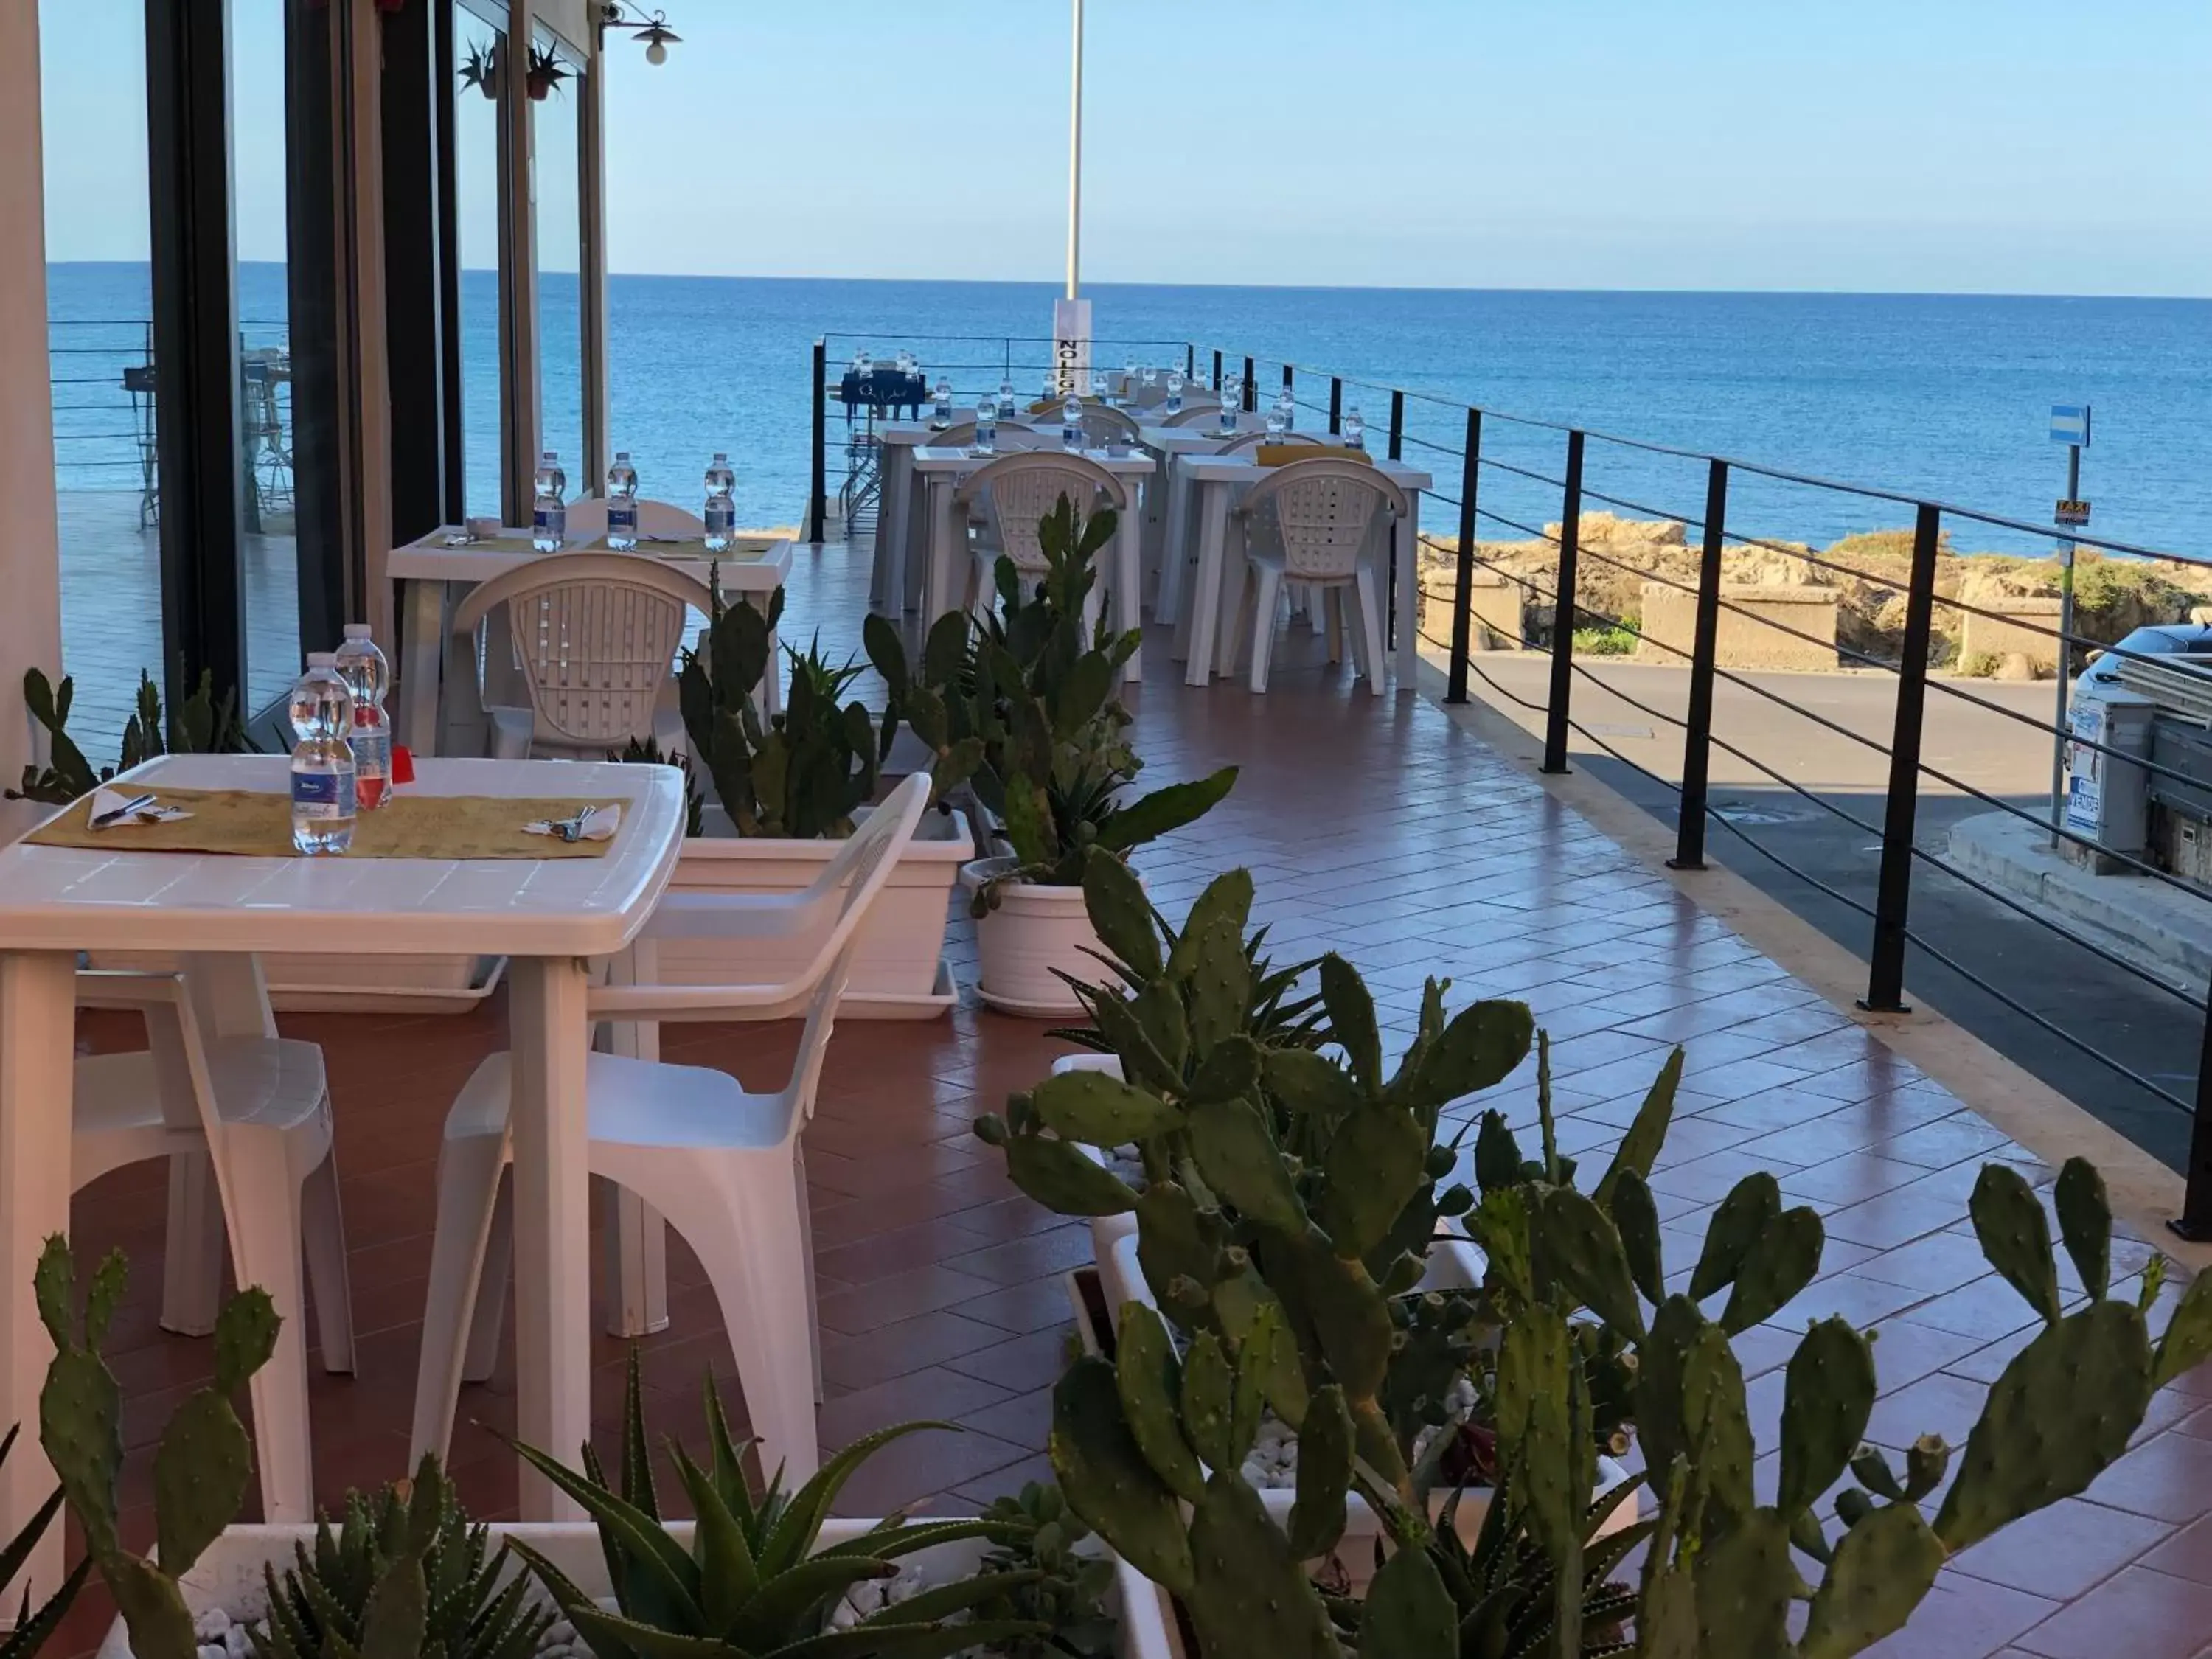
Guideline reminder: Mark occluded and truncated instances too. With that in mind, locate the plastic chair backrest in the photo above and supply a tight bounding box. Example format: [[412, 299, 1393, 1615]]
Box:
[[1239, 456, 1409, 581], [74, 970, 222, 1139], [563, 498, 708, 538], [782, 774, 933, 1127], [1078, 404, 1141, 447], [1219, 428, 1326, 456], [933, 422, 1045, 453], [450, 553, 714, 748], [957, 452, 1129, 574]]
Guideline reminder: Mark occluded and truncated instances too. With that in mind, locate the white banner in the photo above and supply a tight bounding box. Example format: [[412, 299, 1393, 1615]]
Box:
[[1053, 297, 1092, 396]]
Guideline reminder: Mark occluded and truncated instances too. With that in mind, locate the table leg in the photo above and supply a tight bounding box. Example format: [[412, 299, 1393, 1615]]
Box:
[[875, 446, 911, 613], [506, 955, 594, 1519], [0, 951, 80, 1602], [399, 575, 445, 757], [1116, 508, 1144, 684], [1184, 482, 1230, 688], [597, 944, 668, 1338], [1157, 460, 1192, 628], [1394, 491, 1422, 686], [926, 480, 959, 631], [1214, 515, 1252, 680]]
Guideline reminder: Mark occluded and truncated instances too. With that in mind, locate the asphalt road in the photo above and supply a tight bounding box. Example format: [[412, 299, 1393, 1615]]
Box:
[[1448, 653, 2206, 1175]]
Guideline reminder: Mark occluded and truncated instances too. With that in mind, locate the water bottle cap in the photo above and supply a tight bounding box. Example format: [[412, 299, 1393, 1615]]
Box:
[[343, 623, 372, 640], [541, 450, 558, 461], [711, 451, 728, 462], [307, 651, 337, 667], [615, 450, 631, 461]]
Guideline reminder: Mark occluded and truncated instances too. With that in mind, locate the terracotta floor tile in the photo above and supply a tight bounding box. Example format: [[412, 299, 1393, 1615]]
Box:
[[1857, 1232, 2012, 1295], [2087, 1431, 2212, 1523], [815, 1365, 1012, 1449], [1858, 1574, 2062, 1658], [1950, 1498, 2173, 1601], [2011, 1565, 2212, 1659], [818, 1309, 1017, 1394]]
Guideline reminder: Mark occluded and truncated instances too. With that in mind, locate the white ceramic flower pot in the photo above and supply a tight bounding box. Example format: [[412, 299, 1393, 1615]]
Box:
[[656, 807, 974, 1018], [963, 855, 1107, 1017], [97, 1519, 1172, 1659]]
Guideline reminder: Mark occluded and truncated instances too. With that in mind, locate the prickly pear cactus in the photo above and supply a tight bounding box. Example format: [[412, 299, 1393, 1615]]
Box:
[[35, 1237, 278, 1659]]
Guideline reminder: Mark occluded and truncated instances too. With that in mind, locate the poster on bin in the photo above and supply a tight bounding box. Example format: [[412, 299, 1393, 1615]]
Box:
[[2064, 701, 2105, 838]]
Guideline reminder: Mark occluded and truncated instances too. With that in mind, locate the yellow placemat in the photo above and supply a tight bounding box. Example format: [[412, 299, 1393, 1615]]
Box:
[[1256, 443, 1370, 467], [27, 790, 624, 860]]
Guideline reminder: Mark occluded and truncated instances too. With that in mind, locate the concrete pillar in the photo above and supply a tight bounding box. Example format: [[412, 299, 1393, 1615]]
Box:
[[0, 4, 63, 843]]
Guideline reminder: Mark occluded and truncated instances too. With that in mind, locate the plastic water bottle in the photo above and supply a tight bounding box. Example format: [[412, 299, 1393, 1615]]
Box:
[[1344, 405, 1366, 451], [997, 378, 1016, 418], [854, 349, 872, 377], [605, 451, 639, 549], [931, 378, 953, 429], [703, 452, 736, 552], [1142, 365, 1160, 397], [973, 399, 998, 456], [1166, 370, 1185, 414], [532, 451, 566, 551], [1062, 395, 1084, 452], [331, 625, 392, 813], [1220, 376, 1242, 435], [1122, 358, 1139, 403], [1041, 370, 1057, 405], [288, 654, 356, 855], [1273, 388, 1295, 437]]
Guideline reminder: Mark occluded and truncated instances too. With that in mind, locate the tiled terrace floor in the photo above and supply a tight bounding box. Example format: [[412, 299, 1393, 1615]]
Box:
[[47, 540, 2212, 1658]]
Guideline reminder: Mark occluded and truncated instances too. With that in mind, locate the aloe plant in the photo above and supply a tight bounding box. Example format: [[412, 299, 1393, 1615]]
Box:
[[0, 1423, 88, 1659], [507, 1352, 1048, 1659], [249, 1455, 552, 1659]]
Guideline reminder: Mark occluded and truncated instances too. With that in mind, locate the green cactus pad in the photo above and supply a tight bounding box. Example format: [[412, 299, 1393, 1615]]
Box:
[[1165, 870, 1255, 982], [1261, 1046, 1360, 1121], [1533, 1186, 1647, 1343], [1049, 1358, 1194, 1596], [1632, 1294, 1706, 1489], [1593, 1046, 1686, 1209], [1359, 1537, 1458, 1658], [1317, 955, 1381, 1091], [1718, 1205, 1824, 1334], [1688, 1173, 1780, 1301], [1777, 1318, 1875, 1517], [1003, 1133, 1140, 1217], [1187, 1035, 1263, 1107], [1183, 1472, 1340, 1659], [1318, 1102, 1427, 1260], [38, 1345, 122, 1558], [1692, 1508, 1795, 1659], [1135, 1183, 1225, 1334], [1472, 1110, 1526, 1194], [2052, 1158, 2112, 1302], [1081, 844, 1164, 978], [1467, 1186, 1534, 1305], [1239, 1300, 1310, 1430], [1407, 998, 1534, 1112], [1607, 1168, 1666, 1305], [1268, 1231, 1393, 1402], [1681, 1324, 1756, 1528], [1029, 1068, 1183, 1146], [1076, 990, 1182, 1098], [153, 1391, 252, 1580], [1180, 1333, 1239, 1472], [1132, 979, 1191, 1077], [1799, 1500, 1945, 1659], [1287, 1384, 1352, 1560], [1934, 1298, 2154, 1552], [213, 1281, 278, 1395], [1113, 1304, 1206, 1504], [1968, 1163, 2063, 1326], [1183, 917, 1253, 1056], [1189, 1097, 1307, 1234], [1850, 1445, 1904, 1501], [2154, 1266, 2212, 1389], [106, 1553, 198, 1659]]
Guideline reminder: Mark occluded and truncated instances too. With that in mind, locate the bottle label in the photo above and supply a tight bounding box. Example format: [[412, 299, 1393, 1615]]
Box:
[[534, 505, 566, 540], [608, 503, 638, 536], [703, 499, 734, 535], [349, 724, 392, 810], [291, 768, 356, 821]]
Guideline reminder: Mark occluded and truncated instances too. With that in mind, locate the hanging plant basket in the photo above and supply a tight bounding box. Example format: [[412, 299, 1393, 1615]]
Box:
[[526, 46, 569, 100]]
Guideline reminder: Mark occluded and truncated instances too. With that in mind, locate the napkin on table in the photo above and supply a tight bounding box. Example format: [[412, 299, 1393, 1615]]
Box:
[[88, 787, 192, 827], [521, 804, 622, 841]]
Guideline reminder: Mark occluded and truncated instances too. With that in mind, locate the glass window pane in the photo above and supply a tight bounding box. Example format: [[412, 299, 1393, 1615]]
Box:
[[232, 0, 301, 712], [532, 32, 584, 498], [40, 0, 155, 762], [455, 12, 506, 519]]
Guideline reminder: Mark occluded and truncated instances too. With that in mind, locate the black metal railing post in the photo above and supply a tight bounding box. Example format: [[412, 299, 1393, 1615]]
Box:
[[2176, 997, 2212, 1239], [1385, 391, 1405, 643], [1861, 502, 1942, 1012], [1669, 459, 1731, 869], [1185, 343, 1195, 379], [1540, 431, 1586, 774], [1328, 376, 1343, 436], [1446, 408, 1481, 704], [1211, 349, 1222, 392], [1387, 391, 1404, 460], [1281, 363, 1294, 399], [1242, 356, 1256, 410], [807, 337, 827, 544]]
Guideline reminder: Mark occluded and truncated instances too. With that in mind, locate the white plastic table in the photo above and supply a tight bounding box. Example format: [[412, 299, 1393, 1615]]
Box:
[[391, 530, 793, 759], [1176, 452, 1434, 688], [0, 754, 687, 1585], [912, 445, 1158, 679]]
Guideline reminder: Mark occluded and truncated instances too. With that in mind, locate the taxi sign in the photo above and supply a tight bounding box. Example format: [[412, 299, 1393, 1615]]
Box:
[[2055, 498, 2091, 527]]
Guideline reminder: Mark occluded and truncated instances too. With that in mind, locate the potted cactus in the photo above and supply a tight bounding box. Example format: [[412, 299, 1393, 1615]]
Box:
[[658, 577, 974, 1018], [973, 864, 2212, 1658], [869, 499, 1234, 1016]]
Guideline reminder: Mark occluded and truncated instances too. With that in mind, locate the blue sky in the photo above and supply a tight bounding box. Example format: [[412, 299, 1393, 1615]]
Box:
[[39, 0, 2212, 296]]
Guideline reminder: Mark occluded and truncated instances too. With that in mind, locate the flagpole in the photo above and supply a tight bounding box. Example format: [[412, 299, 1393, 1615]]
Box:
[[1066, 0, 1083, 300]]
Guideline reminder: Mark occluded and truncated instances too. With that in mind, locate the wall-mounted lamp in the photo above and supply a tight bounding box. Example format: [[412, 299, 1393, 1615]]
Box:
[[598, 2, 680, 65]]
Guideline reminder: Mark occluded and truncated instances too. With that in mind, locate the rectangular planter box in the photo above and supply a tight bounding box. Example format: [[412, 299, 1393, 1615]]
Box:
[[100, 1519, 1170, 1659], [655, 807, 974, 1019]]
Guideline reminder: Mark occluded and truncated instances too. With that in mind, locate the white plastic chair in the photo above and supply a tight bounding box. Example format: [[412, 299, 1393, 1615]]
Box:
[[562, 498, 708, 539], [406, 774, 934, 1483], [73, 971, 351, 1524], [450, 553, 712, 759], [1236, 456, 1407, 696], [957, 451, 1130, 634]]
